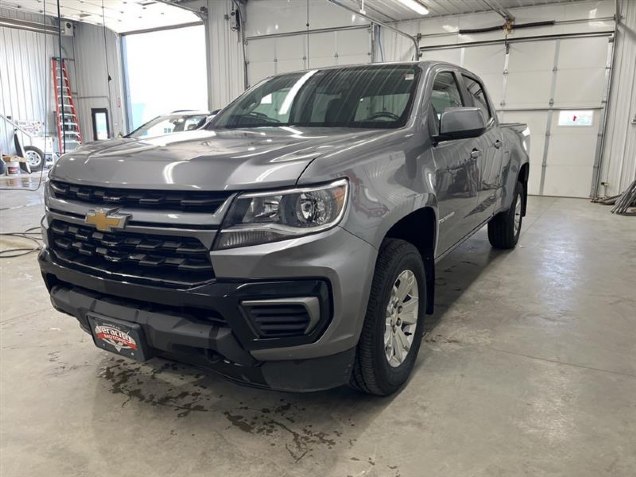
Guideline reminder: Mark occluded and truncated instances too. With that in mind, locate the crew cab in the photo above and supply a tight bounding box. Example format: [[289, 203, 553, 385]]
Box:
[[39, 62, 529, 395]]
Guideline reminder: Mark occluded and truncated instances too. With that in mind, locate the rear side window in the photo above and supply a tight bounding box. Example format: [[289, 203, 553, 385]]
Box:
[[431, 72, 463, 121], [462, 75, 491, 122]]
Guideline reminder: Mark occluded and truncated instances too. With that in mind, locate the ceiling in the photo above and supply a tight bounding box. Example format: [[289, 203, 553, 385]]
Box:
[[1, 0, 596, 33], [342, 0, 592, 22], [0, 0, 202, 33]]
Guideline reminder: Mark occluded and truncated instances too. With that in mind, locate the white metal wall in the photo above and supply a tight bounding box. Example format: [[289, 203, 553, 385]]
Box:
[[0, 7, 68, 155], [245, 0, 371, 86], [600, 0, 636, 196]]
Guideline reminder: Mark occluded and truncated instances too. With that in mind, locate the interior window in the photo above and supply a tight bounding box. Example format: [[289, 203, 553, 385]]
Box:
[[462, 75, 491, 122], [431, 72, 463, 122]]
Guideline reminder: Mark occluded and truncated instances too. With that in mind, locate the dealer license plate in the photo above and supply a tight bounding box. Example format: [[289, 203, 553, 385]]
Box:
[[87, 314, 150, 362]]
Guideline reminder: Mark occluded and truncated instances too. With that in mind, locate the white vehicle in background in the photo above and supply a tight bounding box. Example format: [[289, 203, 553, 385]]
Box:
[[1, 114, 59, 173], [126, 110, 215, 139], [21, 135, 58, 172]]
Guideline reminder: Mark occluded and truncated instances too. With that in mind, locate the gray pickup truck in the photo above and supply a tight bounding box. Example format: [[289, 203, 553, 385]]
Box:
[[39, 62, 529, 395]]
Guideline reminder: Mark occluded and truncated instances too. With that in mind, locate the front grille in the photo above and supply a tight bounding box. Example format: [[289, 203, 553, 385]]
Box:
[[50, 181, 230, 214], [48, 220, 214, 287], [243, 304, 311, 338]]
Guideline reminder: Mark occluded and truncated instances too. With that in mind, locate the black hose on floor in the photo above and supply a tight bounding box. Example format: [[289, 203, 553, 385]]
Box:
[[0, 226, 43, 258]]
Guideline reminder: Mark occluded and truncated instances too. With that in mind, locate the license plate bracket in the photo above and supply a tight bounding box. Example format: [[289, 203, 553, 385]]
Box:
[[87, 314, 150, 362]]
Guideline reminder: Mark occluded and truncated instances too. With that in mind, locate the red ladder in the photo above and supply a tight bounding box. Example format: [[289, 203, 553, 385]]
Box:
[[51, 57, 82, 154]]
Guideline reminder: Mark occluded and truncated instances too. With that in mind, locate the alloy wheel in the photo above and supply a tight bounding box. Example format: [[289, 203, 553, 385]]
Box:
[[384, 269, 419, 367]]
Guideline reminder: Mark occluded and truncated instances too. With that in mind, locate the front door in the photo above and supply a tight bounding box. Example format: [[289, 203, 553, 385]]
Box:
[[429, 70, 481, 255], [460, 74, 504, 221]]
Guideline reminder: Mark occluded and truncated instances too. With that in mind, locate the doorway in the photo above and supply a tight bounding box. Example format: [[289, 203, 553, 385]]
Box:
[[91, 108, 110, 141]]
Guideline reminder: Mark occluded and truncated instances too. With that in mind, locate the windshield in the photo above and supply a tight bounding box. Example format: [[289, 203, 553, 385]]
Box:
[[128, 114, 209, 138], [210, 64, 420, 129]]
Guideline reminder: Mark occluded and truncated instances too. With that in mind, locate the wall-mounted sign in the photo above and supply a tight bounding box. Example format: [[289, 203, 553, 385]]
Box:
[[558, 110, 594, 127]]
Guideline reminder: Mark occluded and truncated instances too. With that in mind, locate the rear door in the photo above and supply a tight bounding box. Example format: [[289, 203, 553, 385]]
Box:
[[429, 70, 481, 255], [460, 73, 504, 221]]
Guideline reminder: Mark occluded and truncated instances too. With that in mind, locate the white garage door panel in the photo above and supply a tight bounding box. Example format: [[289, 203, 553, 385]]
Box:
[[276, 37, 306, 60], [479, 73, 504, 110], [246, 0, 310, 36], [308, 56, 339, 68], [507, 41, 556, 73], [338, 54, 370, 66], [276, 59, 305, 74], [420, 50, 461, 65], [506, 71, 553, 108], [247, 29, 368, 85], [554, 68, 605, 107], [547, 110, 599, 166], [542, 165, 594, 198], [334, 30, 369, 56], [462, 45, 505, 76], [308, 32, 335, 59], [248, 38, 276, 61], [558, 37, 608, 68], [501, 110, 547, 196], [544, 106, 600, 197], [247, 62, 276, 84], [505, 40, 556, 109]]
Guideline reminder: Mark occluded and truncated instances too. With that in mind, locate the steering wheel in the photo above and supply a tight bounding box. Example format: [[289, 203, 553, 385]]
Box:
[[366, 111, 401, 121]]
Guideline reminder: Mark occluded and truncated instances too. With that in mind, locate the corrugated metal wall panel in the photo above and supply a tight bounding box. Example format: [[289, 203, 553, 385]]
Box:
[[599, 0, 636, 196], [0, 7, 66, 155], [206, 0, 245, 109], [73, 22, 125, 139]]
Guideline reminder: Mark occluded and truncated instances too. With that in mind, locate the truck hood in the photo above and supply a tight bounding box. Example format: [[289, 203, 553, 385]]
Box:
[[51, 128, 382, 191]]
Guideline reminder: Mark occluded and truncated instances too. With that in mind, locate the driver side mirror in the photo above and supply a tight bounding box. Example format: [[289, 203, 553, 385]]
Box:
[[435, 107, 486, 142]]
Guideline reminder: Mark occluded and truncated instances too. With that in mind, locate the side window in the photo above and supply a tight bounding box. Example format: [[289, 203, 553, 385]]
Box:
[[462, 75, 491, 122], [431, 72, 463, 122]]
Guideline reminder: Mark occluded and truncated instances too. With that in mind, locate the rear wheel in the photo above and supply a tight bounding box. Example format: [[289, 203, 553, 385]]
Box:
[[488, 181, 524, 249], [24, 146, 44, 172], [350, 239, 426, 396]]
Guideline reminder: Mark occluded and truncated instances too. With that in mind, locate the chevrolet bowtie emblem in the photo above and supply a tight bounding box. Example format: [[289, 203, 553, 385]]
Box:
[[85, 208, 130, 232]]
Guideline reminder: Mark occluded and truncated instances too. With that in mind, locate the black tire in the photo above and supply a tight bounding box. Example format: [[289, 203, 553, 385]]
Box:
[[488, 181, 524, 249], [24, 146, 44, 172], [350, 239, 427, 396]]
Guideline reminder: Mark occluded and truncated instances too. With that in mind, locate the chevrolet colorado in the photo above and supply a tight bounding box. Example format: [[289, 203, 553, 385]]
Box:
[[39, 62, 530, 395]]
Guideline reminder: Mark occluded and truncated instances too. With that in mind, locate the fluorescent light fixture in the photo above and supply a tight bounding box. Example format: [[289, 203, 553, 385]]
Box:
[[398, 0, 429, 16]]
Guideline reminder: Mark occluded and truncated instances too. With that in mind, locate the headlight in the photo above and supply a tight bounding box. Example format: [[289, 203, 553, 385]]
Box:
[[215, 179, 348, 250]]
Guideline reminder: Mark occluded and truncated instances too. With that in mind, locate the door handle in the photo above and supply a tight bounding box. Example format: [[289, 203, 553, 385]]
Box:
[[494, 139, 502, 149], [470, 149, 481, 160]]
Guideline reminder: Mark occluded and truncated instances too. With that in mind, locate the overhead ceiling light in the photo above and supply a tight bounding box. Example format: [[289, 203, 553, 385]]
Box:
[[397, 0, 429, 16]]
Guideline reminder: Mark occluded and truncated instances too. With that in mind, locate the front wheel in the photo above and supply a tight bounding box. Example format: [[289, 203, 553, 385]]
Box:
[[350, 239, 426, 396], [488, 181, 524, 249]]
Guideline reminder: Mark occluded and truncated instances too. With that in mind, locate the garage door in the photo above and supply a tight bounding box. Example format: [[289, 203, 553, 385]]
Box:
[[421, 35, 612, 197], [246, 28, 370, 86]]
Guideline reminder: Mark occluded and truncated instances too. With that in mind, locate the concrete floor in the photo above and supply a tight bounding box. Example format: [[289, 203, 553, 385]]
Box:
[[1, 179, 635, 477]]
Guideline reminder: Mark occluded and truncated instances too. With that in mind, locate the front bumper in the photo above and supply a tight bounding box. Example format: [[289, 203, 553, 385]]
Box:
[[38, 225, 377, 391]]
